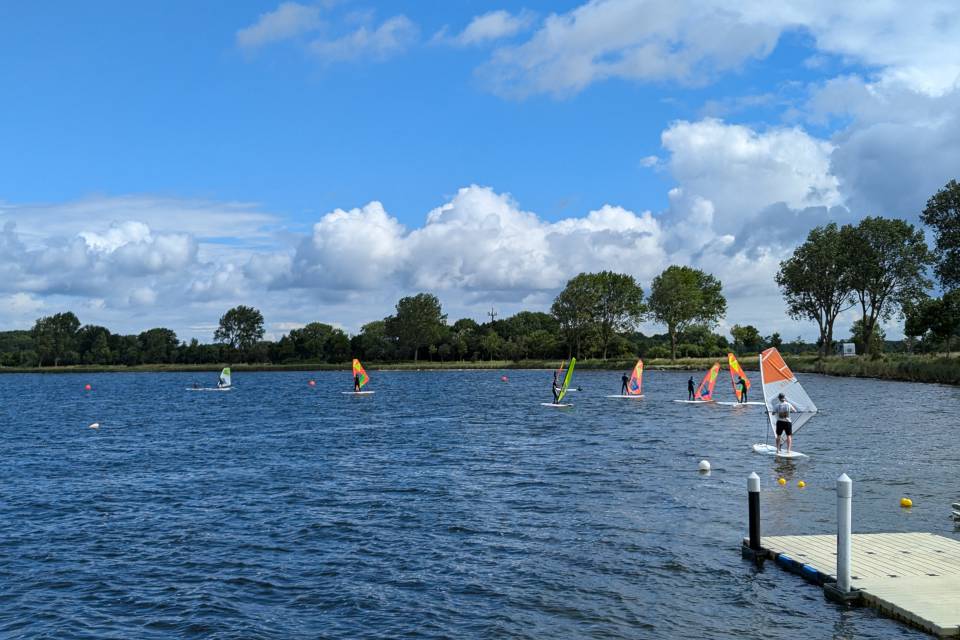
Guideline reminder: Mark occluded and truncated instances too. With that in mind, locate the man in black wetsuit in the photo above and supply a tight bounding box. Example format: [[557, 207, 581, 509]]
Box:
[[354, 373, 361, 392], [737, 376, 748, 403], [552, 370, 561, 404], [687, 376, 695, 400], [621, 373, 630, 395]]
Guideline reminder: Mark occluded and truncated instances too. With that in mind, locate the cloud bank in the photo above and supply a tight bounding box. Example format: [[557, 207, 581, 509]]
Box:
[[0, 115, 854, 340]]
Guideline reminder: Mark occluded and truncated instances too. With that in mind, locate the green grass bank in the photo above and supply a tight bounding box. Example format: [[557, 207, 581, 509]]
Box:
[[2, 354, 959, 385]]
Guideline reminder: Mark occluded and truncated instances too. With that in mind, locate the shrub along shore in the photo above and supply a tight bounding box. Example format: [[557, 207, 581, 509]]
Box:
[[3, 354, 959, 385]]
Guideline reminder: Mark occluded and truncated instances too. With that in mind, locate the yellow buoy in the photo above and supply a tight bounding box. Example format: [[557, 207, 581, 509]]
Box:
[[900, 497, 913, 508], [797, 481, 805, 488], [778, 478, 786, 486]]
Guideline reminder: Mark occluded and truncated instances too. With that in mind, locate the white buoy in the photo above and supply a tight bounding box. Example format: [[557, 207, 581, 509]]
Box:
[[698, 459, 711, 472], [88, 422, 100, 429]]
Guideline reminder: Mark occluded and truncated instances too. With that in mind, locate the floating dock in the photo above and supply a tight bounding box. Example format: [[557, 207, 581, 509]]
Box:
[[754, 532, 960, 638]]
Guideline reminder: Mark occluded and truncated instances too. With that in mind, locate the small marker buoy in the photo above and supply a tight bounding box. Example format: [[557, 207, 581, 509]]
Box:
[[501, 375, 508, 382], [84, 384, 92, 391], [797, 481, 806, 488], [88, 423, 99, 429], [698, 460, 711, 472], [308, 380, 316, 387], [900, 497, 913, 508], [778, 478, 786, 486]]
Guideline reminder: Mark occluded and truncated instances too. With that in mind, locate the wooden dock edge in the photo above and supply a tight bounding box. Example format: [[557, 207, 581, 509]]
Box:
[[741, 539, 959, 638]]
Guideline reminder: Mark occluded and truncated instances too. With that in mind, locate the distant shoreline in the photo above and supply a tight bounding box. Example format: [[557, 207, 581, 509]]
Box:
[[2, 355, 958, 385]]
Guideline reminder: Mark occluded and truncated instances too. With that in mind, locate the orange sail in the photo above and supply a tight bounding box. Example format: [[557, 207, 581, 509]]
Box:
[[352, 358, 369, 388], [627, 359, 643, 395], [695, 362, 721, 401], [727, 353, 751, 401]]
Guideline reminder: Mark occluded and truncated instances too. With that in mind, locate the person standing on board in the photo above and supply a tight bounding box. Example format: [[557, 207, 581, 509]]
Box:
[[687, 376, 695, 400], [354, 372, 362, 392], [773, 392, 797, 453], [621, 372, 630, 395], [737, 376, 748, 403], [552, 370, 561, 404]]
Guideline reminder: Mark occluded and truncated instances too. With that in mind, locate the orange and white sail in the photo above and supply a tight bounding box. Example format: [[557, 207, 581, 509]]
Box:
[[727, 353, 751, 401], [759, 347, 817, 434], [694, 362, 721, 401], [626, 359, 643, 395]]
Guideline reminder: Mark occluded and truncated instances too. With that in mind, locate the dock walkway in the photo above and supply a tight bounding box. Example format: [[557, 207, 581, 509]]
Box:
[[756, 532, 960, 638]]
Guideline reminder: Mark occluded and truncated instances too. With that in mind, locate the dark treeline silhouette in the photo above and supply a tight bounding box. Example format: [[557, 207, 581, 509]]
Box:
[[0, 273, 794, 368]]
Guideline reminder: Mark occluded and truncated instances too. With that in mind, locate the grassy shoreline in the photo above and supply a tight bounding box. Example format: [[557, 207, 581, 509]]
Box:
[[2, 354, 959, 385]]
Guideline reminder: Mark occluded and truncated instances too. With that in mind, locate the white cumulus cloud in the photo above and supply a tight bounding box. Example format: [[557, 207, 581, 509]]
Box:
[[236, 2, 323, 50], [310, 15, 418, 63], [448, 10, 535, 46], [478, 0, 960, 98]]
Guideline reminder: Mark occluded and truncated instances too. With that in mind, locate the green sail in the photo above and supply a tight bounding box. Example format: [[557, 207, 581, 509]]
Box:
[[557, 357, 576, 403]]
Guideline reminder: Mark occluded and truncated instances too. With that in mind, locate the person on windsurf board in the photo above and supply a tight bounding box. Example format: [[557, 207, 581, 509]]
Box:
[[621, 373, 630, 395], [772, 393, 797, 454], [737, 376, 748, 403], [687, 376, 695, 400]]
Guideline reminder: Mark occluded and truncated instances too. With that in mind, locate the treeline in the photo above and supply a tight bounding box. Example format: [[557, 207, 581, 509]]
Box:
[[2, 273, 804, 368], [777, 178, 960, 356]]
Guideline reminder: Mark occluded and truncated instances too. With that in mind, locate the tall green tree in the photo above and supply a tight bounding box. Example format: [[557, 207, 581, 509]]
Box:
[[589, 271, 646, 360], [920, 179, 960, 288], [730, 324, 761, 353], [840, 217, 931, 355], [904, 291, 960, 355], [214, 305, 265, 359], [385, 293, 447, 362], [31, 312, 81, 366], [776, 223, 853, 356], [450, 318, 480, 361], [138, 328, 179, 363], [355, 320, 397, 361], [848, 319, 887, 355], [647, 266, 726, 360], [551, 274, 594, 358]]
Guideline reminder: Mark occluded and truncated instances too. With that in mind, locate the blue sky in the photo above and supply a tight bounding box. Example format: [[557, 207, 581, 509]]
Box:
[[1, 1, 958, 340]]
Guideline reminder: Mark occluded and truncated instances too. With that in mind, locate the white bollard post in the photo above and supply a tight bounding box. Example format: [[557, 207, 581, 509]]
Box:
[[837, 473, 853, 593]]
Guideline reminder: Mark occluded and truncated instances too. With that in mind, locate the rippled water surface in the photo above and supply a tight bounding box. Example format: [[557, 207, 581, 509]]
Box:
[[1, 369, 957, 638]]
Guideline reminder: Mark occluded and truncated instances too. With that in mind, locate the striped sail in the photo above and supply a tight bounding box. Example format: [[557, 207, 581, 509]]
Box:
[[695, 362, 720, 401], [759, 348, 817, 435], [727, 353, 751, 401], [352, 359, 369, 388], [627, 359, 643, 395]]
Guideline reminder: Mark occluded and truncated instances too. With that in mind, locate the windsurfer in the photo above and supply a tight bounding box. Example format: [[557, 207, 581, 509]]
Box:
[[552, 370, 561, 404], [773, 393, 797, 453], [354, 373, 361, 392], [737, 377, 748, 403], [621, 373, 629, 395], [687, 376, 695, 400]]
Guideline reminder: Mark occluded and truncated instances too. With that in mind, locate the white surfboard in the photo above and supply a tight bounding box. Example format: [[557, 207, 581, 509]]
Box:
[[672, 399, 713, 404], [717, 401, 765, 406], [752, 443, 807, 458], [186, 387, 232, 392], [342, 391, 375, 395], [541, 402, 572, 408], [606, 394, 644, 399]]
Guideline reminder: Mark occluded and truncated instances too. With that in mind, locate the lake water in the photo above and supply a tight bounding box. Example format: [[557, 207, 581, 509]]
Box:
[[1, 369, 956, 639]]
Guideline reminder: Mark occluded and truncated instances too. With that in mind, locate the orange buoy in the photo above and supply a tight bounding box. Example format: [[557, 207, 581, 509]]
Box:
[[84, 384, 92, 391]]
